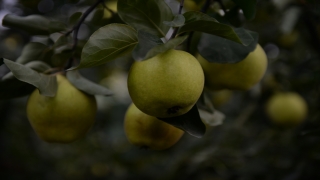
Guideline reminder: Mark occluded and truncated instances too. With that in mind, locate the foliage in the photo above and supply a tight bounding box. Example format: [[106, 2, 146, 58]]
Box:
[[0, 0, 320, 179]]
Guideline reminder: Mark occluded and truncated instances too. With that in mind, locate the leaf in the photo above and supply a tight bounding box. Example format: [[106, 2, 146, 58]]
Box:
[[163, 14, 185, 27], [52, 46, 73, 67], [132, 31, 163, 61], [52, 35, 73, 48], [199, 109, 225, 127], [232, 0, 257, 20], [16, 42, 47, 64], [198, 30, 259, 63], [66, 70, 112, 96], [196, 91, 214, 114], [117, 0, 174, 37], [69, 12, 82, 26], [2, 14, 66, 35], [145, 35, 188, 59], [71, 24, 138, 70], [158, 105, 206, 138], [2, 61, 51, 80], [48, 21, 68, 33], [3, 59, 57, 97], [179, 11, 253, 45]]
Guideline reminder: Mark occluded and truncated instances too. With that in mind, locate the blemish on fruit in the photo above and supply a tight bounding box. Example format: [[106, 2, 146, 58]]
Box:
[[167, 106, 181, 114]]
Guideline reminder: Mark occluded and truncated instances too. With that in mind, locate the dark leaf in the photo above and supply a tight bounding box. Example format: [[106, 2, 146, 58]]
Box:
[[16, 42, 48, 64], [232, 0, 257, 20], [69, 12, 82, 26], [48, 21, 68, 33], [179, 11, 253, 45], [196, 91, 214, 113], [163, 14, 185, 27], [145, 35, 188, 59], [118, 0, 173, 37], [198, 30, 259, 63], [199, 109, 225, 127], [2, 14, 66, 35], [158, 105, 206, 138], [51, 46, 73, 67], [132, 31, 163, 61], [3, 59, 57, 97], [2, 61, 51, 80], [66, 70, 113, 96], [71, 24, 138, 70], [52, 35, 72, 48]]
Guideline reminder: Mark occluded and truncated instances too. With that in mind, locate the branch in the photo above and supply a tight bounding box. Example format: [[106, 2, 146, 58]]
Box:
[[65, 0, 105, 50], [169, 0, 185, 40]]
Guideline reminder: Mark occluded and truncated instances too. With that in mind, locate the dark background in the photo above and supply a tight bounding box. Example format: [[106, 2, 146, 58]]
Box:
[[1, 0, 320, 179]]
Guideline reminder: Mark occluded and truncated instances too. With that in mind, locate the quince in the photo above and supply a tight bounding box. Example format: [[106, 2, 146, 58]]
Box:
[[197, 44, 268, 91], [128, 49, 204, 118], [124, 103, 184, 150], [26, 74, 97, 143]]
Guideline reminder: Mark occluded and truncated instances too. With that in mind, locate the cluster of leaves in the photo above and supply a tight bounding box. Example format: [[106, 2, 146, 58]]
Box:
[[0, 0, 258, 137]]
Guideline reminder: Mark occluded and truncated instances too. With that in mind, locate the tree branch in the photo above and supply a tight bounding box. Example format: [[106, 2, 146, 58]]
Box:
[[65, 0, 105, 50], [169, 0, 185, 40]]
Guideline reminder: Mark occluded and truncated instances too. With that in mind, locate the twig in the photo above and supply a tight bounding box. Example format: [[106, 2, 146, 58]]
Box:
[[169, 0, 185, 40], [169, 0, 185, 39], [65, 0, 105, 50]]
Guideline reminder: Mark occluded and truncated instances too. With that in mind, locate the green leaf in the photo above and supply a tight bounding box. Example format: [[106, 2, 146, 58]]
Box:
[[2, 14, 66, 35], [69, 12, 82, 26], [52, 45, 73, 67], [199, 109, 225, 127], [196, 92, 214, 114], [89, 7, 106, 26], [3, 59, 57, 97], [198, 30, 259, 63], [52, 35, 72, 48], [158, 105, 206, 138], [72, 24, 138, 69], [163, 14, 185, 27], [117, 0, 173, 37], [2, 61, 51, 80], [232, 0, 257, 20], [16, 42, 51, 64], [48, 21, 68, 33], [66, 70, 113, 96], [179, 11, 253, 45], [132, 31, 163, 61], [145, 35, 188, 59]]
